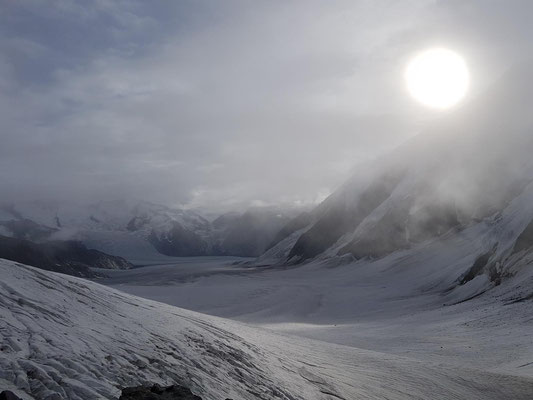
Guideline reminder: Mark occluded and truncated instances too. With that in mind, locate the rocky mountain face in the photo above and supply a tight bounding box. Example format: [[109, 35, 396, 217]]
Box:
[[210, 209, 291, 257], [0, 390, 22, 400], [119, 384, 203, 400], [259, 67, 533, 295], [0, 235, 132, 278]]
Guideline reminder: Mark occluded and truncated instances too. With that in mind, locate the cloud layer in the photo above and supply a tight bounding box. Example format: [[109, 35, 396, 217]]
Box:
[[2, 1, 533, 212]]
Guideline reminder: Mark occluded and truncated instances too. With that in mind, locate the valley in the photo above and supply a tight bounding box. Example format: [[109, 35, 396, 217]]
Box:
[[97, 255, 533, 379], [1, 260, 533, 400], [4, 2, 533, 399]]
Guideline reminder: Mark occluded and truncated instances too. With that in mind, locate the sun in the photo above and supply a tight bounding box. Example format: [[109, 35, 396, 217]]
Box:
[[405, 48, 469, 109]]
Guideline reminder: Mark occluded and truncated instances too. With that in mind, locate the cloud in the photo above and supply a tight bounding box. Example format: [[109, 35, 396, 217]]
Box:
[[1, 1, 532, 212]]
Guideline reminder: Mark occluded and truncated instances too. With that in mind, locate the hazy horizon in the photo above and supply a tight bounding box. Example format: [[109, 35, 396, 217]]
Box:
[[3, 1, 533, 213]]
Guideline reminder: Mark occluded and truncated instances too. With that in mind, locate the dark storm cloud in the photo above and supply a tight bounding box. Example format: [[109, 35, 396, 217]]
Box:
[[1, 0, 532, 212]]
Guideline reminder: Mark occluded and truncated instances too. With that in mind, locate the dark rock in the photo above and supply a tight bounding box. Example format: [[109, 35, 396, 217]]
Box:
[[119, 384, 202, 400], [289, 171, 403, 262], [459, 246, 496, 285], [512, 218, 533, 254], [126, 215, 149, 232], [149, 222, 208, 257], [42, 240, 133, 270], [0, 390, 22, 400], [264, 211, 312, 252], [0, 235, 133, 278], [213, 209, 291, 257], [339, 197, 462, 260]]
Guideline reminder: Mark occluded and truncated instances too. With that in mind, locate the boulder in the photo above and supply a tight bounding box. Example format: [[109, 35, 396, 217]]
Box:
[[119, 384, 202, 400]]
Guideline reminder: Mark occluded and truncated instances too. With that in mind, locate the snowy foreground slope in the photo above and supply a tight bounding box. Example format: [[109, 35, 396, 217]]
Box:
[[100, 251, 533, 378], [2, 260, 533, 399]]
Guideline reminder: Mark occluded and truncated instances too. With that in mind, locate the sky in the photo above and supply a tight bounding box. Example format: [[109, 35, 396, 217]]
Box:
[[2, 0, 533, 213]]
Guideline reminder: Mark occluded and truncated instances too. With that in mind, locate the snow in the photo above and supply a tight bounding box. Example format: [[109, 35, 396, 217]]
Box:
[[78, 229, 180, 265], [0, 200, 294, 262], [2, 259, 533, 399], [3, 183, 533, 399], [2, 180, 533, 399], [0, 200, 213, 262], [1, 200, 209, 235], [98, 231, 533, 381]]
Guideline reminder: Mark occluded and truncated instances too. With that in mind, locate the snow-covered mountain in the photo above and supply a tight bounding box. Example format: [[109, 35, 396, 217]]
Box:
[[0, 200, 207, 263], [0, 200, 294, 262], [2, 259, 533, 400], [2, 68, 533, 400], [260, 67, 533, 299]]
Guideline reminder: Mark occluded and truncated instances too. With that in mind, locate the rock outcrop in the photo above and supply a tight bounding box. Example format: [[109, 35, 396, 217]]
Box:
[[0, 391, 22, 400], [119, 384, 202, 400], [0, 235, 133, 278]]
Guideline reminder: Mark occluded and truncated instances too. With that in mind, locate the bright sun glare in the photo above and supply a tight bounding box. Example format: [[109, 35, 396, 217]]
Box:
[[405, 48, 469, 109]]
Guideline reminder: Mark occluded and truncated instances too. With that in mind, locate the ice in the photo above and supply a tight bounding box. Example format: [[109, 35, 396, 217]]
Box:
[[2, 258, 532, 399]]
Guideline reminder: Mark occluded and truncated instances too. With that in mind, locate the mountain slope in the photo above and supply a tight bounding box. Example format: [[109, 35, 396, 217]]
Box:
[[0, 201, 296, 261], [0, 235, 132, 278], [211, 209, 291, 256], [1, 260, 533, 399], [0, 200, 213, 260], [263, 66, 533, 293]]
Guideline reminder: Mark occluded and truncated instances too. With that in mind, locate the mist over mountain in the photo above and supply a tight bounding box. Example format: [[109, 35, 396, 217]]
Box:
[[258, 66, 533, 296], [0, 199, 302, 263], [3, 2, 533, 400], [4, 1, 533, 211]]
